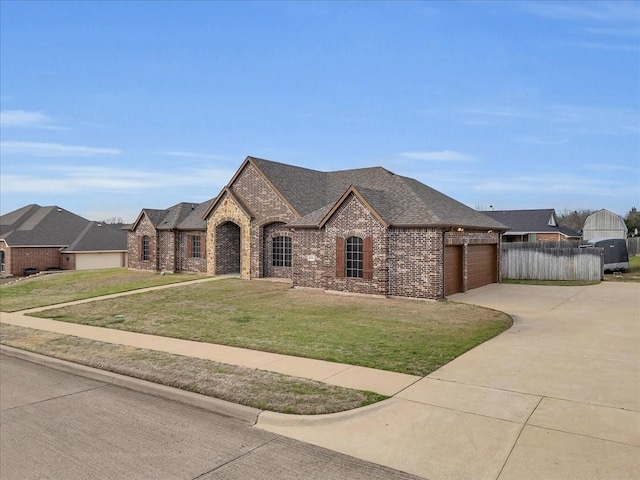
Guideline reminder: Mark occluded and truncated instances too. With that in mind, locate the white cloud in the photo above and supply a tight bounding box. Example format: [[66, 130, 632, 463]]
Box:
[[473, 174, 636, 198], [0, 141, 120, 157], [522, 1, 640, 23], [0, 164, 234, 195], [160, 151, 229, 161], [513, 136, 569, 145], [0, 110, 56, 128], [461, 104, 639, 136], [399, 150, 475, 161]]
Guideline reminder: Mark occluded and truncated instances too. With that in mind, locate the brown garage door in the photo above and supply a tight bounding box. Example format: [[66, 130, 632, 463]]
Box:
[[445, 246, 463, 296], [467, 244, 497, 290]]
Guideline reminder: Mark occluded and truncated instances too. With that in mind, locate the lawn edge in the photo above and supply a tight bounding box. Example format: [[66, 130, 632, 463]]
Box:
[[0, 344, 262, 425]]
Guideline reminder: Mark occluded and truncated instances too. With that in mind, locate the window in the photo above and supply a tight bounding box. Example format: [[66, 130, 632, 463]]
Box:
[[191, 235, 201, 258], [141, 235, 150, 261], [345, 236, 363, 278], [272, 236, 292, 267], [336, 236, 373, 279]]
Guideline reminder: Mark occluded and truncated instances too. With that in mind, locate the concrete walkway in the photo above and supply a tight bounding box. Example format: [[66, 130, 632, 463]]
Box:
[[0, 277, 419, 396], [2, 279, 639, 479], [257, 282, 640, 480]]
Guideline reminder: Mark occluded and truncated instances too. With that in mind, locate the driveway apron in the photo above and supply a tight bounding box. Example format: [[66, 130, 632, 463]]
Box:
[[257, 282, 640, 480]]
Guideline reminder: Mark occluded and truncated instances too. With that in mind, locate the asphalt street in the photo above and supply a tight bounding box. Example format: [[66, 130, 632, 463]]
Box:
[[0, 354, 419, 480]]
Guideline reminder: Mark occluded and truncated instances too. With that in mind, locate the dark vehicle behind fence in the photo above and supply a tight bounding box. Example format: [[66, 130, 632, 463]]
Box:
[[584, 238, 630, 272]]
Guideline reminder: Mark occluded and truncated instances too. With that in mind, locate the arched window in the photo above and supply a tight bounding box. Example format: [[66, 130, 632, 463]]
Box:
[[272, 236, 292, 267], [336, 236, 373, 279], [345, 236, 363, 278], [141, 235, 150, 261]]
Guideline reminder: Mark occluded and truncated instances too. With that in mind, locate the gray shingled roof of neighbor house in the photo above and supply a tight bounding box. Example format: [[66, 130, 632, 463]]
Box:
[[0, 205, 90, 246], [0, 204, 128, 251], [481, 209, 580, 237], [63, 222, 127, 252], [248, 157, 507, 230]]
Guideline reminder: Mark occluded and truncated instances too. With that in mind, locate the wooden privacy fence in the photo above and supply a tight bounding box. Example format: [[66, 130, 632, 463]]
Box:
[[627, 237, 640, 256], [501, 242, 603, 281]]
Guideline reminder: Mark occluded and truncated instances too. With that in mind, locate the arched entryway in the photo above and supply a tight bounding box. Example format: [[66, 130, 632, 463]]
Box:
[[215, 221, 241, 274]]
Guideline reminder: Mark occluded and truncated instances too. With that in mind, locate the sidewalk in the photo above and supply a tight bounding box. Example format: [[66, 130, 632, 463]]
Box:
[[0, 278, 420, 396]]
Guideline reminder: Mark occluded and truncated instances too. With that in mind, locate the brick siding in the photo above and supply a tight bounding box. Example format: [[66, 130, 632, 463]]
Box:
[[232, 164, 298, 278], [5, 246, 64, 276], [127, 215, 157, 271], [262, 222, 293, 279], [215, 221, 241, 274], [177, 231, 207, 273], [388, 227, 443, 299]]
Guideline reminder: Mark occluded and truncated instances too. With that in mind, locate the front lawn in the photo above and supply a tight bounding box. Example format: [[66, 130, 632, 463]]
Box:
[[29, 278, 512, 376], [0, 269, 199, 312]]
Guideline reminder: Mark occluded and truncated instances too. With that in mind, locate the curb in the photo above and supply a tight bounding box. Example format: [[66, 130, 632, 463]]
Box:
[[257, 397, 400, 429], [0, 345, 262, 425]]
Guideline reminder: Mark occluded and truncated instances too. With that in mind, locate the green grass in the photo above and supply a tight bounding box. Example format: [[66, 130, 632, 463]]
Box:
[[603, 255, 640, 283], [29, 278, 512, 376], [0, 269, 199, 312]]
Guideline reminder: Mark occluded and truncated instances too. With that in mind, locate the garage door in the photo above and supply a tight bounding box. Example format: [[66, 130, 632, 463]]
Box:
[[467, 244, 497, 290], [445, 246, 463, 296]]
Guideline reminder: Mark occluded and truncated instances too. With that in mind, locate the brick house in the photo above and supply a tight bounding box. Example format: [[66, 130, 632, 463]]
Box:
[[202, 157, 507, 299], [481, 209, 581, 242], [127, 200, 213, 273], [0, 204, 127, 277]]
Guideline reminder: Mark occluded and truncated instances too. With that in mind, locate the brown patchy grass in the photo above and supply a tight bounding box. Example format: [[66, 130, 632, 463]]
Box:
[[0, 324, 386, 415], [0, 269, 198, 312], [30, 278, 512, 376]]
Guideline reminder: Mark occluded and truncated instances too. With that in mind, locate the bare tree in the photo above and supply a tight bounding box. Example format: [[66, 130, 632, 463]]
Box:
[[101, 216, 125, 225], [556, 209, 597, 232]]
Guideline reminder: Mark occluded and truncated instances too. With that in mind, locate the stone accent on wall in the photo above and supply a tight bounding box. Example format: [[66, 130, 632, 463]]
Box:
[[207, 193, 251, 278], [232, 164, 298, 279]]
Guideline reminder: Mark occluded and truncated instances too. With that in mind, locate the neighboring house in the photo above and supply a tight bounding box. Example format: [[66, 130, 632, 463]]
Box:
[[582, 209, 628, 241], [199, 156, 507, 299], [481, 209, 581, 242], [0, 204, 127, 276], [128, 199, 213, 273]]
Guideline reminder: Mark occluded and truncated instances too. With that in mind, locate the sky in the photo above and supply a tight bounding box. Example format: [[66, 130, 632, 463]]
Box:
[[1, 0, 639, 223]]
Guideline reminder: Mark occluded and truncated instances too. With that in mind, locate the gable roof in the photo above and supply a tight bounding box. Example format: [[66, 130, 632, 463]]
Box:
[[481, 209, 580, 237], [243, 158, 506, 230], [63, 222, 127, 252], [131, 199, 214, 231], [1, 205, 91, 247], [0, 204, 129, 251]]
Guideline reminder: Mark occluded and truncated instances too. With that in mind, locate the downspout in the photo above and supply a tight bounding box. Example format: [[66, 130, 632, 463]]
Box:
[[387, 227, 392, 297], [441, 228, 446, 300]]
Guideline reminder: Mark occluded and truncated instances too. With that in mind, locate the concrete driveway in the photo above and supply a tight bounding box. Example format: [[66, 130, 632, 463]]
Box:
[[257, 282, 640, 480]]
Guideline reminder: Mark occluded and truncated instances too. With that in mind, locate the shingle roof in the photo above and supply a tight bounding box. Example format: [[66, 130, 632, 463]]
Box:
[[248, 158, 506, 230], [0, 205, 128, 250], [1, 205, 90, 246], [63, 223, 127, 252], [135, 199, 214, 232], [481, 209, 580, 237], [177, 199, 214, 230]]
